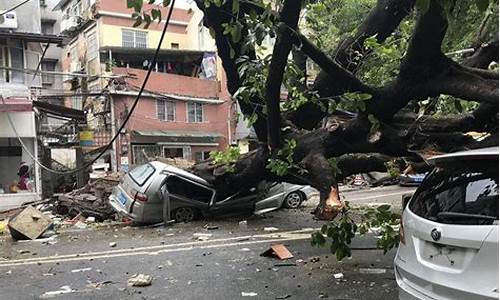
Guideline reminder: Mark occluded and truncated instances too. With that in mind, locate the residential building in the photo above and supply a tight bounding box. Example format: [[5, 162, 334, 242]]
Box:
[[53, 0, 235, 171], [0, 0, 64, 208]]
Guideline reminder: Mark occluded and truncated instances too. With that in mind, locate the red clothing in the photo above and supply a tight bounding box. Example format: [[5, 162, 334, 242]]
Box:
[[18, 175, 30, 190]]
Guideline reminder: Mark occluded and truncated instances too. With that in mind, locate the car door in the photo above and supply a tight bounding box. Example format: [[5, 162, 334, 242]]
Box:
[[210, 189, 258, 216], [254, 182, 285, 214], [163, 175, 213, 214]]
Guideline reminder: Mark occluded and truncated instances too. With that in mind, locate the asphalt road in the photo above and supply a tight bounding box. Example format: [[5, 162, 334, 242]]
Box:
[[0, 185, 415, 300]]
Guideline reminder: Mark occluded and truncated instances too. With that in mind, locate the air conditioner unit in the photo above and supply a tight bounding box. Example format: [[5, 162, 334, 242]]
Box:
[[0, 11, 18, 29], [70, 62, 81, 72], [61, 16, 80, 33]]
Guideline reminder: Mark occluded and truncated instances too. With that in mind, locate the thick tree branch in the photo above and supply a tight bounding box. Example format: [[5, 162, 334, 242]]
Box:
[[264, 0, 302, 150]]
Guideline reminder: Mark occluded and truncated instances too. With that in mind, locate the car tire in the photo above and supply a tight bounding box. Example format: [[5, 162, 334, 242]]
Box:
[[172, 207, 197, 223], [283, 191, 304, 209]]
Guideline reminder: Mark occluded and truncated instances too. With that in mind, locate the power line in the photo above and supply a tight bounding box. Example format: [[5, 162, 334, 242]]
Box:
[[3, 0, 177, 175], [0, 0, 31, 16], [0, 66, 129, 79]]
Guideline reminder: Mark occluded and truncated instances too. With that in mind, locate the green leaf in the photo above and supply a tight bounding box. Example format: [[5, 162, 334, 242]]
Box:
[[231, 23, 242, 43], [151, 9, 161, 21], [415, 0, 430, 13], [163, 0, 171, 7], [229, 46, 235, 59], [475, 0, 489, 12], [454, 100, 463, 113], [377, 204, 391, 212], [357, 93, 372, 101], [232, 0, 240, 14]]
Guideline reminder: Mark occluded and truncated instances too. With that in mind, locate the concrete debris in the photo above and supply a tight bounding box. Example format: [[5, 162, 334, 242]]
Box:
[[128, 274, 153, 287], [54, 175, 121, 222], [276, 295, 292, 299], [203, 224, 219, 230], [318, 293, 329, 298], [73, 221, 87, 229], [241, 292, 258, 297], [264, 227, 279, 232], [193, 233, 212, 241], [310, 256, 321, 263], [71, 267, 92, 273], [358, 268, 387, 274], [88, 280, 112, 289], [18, 249, 30, 254], [40, 286, 76, 298], [333, 273, 344, 279], [261, 244, 294, 260], [239, 248, 251, 252], [239, 220, 248, 229], [109, 242, 117, 247], [8, 206, 53, 240]]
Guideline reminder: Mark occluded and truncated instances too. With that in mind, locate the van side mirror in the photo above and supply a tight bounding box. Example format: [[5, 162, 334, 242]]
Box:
[[402, 193, 413, 211]]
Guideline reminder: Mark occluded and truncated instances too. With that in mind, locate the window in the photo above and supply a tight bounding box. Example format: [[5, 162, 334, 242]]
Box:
[[165, 176, 213, 203], [409, 161, 499, 225], [129, 163, 156, 186], [170, 43, 179, 49], [87, 32, 98, 60], [194, 151, 211, 162], [164, 147, 183, 159], [187, 102, 203, 123], [41, 21, 54, 34], [122, 30, 147, 48], [156, 99, 175, 121], [41, 61, 56, 85]]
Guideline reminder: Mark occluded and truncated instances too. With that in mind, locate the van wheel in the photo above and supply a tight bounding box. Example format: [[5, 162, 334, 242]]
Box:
[[173, 207, 196, 223], [283, 191, 304, 209]]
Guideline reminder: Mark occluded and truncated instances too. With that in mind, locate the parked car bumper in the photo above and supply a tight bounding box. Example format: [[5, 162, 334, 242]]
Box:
[[109, 193, 140, 222], [299, 186, 318, 200]]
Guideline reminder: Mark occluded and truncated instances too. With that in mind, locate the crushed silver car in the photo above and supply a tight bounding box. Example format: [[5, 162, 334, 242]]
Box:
[[109, 161, 317, 223]]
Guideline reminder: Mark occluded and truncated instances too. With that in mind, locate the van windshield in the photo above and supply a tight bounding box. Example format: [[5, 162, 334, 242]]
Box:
[[129, 164, 155, 186], [409, 161, 498, 225]]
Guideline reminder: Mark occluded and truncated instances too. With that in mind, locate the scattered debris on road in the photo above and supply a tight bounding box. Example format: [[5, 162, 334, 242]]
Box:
[[261, 244, 294, 260], [40, 286, 76, 298], [193, 233, 212, 241], [264, 227, 279, 232], [54, 175, 120, 222], [128, 274, 153, 287], [71, 267, 92, 273], [334, 273, 344, 279], [359, 268, 387, 274], [309, 256, 320, 263], [203, 224, 219, 230], [241, 292, 258, 297], [109, 242, 117, 247], [276, 294, 292, 299]]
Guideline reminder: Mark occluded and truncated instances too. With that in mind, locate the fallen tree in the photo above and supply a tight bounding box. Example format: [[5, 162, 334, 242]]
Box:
[[128, 0, 498, 255]]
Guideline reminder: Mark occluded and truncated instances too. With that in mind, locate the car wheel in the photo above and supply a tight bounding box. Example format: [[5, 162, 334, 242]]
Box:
[[173, 207, 196, 223], [283, 191, 304, 209]]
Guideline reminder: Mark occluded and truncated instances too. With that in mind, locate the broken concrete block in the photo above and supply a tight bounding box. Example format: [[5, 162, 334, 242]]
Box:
[[260, 244, 294, 260], [8, 206, 53, 240], [128, 274, 152, 287]]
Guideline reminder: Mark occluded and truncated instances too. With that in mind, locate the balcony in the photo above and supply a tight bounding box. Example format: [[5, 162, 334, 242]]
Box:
[[105, 47, 220, 99]]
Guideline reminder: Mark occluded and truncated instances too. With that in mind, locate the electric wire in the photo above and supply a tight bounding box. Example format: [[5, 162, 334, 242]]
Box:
[[0, 0, 31, 16], [2, 0, 177, 175]]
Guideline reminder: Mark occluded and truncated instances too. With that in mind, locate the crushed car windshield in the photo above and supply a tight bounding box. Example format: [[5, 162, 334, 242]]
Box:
[[409, 161, 499, 225]]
